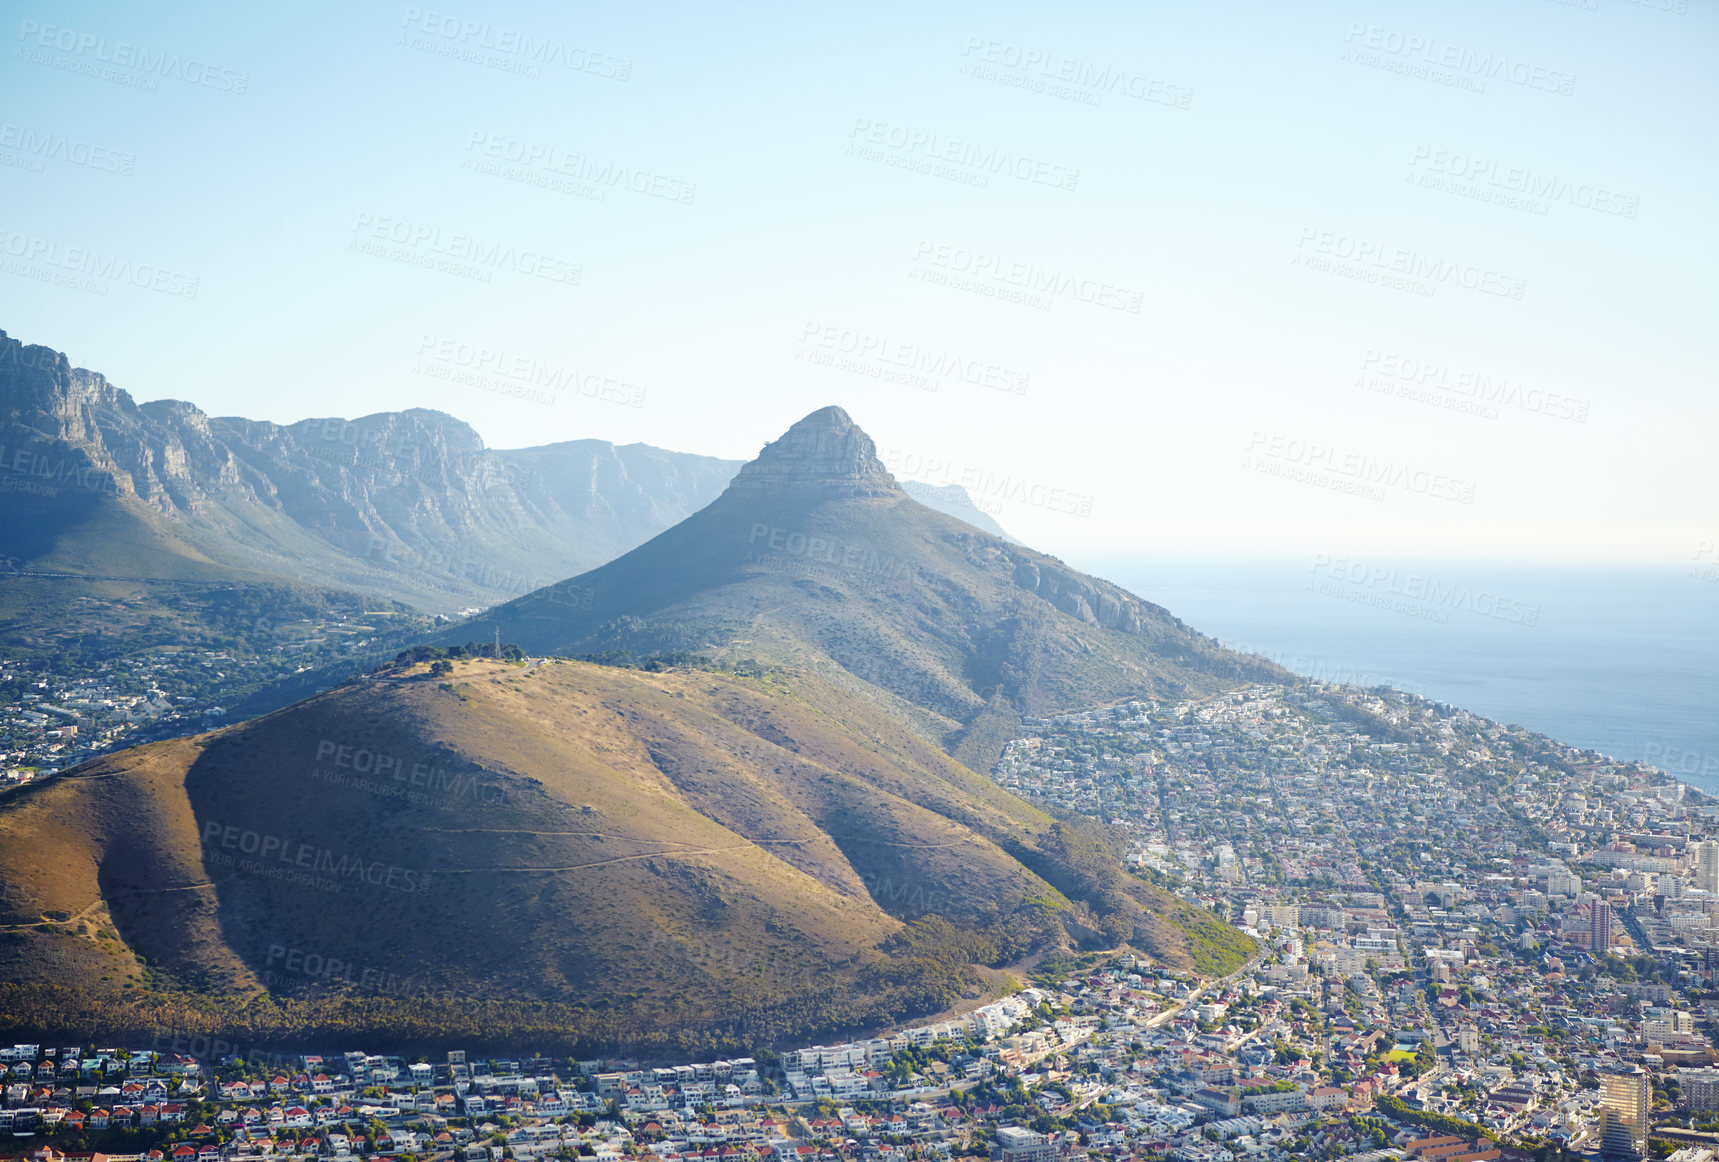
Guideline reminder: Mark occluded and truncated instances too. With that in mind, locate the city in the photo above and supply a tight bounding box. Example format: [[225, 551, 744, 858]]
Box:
[[8, 680, 1719, 1162]]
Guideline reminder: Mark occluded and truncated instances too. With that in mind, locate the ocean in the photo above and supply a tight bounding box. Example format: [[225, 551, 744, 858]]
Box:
[[1084, 557, 1719, 794]]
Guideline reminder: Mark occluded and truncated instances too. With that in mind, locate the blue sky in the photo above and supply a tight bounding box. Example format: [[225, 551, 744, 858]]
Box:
[[2, 0, 1713, 565]]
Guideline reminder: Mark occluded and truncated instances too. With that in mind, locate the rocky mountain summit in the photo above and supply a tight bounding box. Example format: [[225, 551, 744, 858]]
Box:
[[453, 407, 1284, 768], [722, 405, 904, 502], [0, 332, 1014, 611]]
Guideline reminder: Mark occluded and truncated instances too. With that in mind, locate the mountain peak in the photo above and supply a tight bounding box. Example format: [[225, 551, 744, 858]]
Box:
[[721, 406, 903, 501]]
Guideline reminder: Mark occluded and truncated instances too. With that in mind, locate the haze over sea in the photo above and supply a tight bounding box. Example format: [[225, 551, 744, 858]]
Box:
[[1091, 557, 1719, 795]]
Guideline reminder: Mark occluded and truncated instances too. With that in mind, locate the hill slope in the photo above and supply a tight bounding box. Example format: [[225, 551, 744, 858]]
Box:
[[452, 407, 1284, 767], [0, 655, 1230, 1055]]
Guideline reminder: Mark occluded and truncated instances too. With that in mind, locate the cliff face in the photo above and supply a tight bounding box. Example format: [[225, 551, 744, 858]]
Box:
[[722, 406, 905, 502], [0, 330, 742, 609]]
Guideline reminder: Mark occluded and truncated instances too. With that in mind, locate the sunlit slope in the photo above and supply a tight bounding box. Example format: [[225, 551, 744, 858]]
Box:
[[0, 655, 1249, 1050]]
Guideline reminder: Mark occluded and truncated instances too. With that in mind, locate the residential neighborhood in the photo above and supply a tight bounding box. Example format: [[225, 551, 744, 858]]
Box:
[[7, 679, 1719, 1162]]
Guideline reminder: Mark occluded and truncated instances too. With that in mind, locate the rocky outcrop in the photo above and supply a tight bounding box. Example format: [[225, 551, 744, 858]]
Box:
[[721, 406, 904, 501]]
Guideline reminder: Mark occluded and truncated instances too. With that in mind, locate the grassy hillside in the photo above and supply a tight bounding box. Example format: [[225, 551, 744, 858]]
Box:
[[0, 654, 1249, 1055]]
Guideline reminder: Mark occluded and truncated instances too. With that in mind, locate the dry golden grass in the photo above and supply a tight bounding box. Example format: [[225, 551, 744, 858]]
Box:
[[0, 658, 1062, 1012]]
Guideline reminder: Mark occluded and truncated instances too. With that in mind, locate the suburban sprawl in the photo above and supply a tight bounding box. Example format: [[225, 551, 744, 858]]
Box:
[[7, 681, 1719, 1162]]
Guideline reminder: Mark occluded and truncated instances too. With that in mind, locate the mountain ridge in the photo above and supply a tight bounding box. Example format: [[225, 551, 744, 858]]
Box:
[[0, 330, 1014, 611], [448, 406, 1284, 768], [0, 400, 1268, 1055]]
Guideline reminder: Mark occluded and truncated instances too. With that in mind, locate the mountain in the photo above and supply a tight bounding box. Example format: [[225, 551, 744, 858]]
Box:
[[449, 406, 1284, 768], [900, 480, 1017, 541], [0, 653, 1247, 1057], [0, 367, 1273, 1054], [0, 329, 743, 614]]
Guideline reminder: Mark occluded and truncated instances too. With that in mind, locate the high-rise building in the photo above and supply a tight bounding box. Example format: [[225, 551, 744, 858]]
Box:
[[1600, 1067, 1649, 1160], [1591, 900, 1614, 952], [1681, 1065, 1719, 1112], [1697, 840, 1719, 894]]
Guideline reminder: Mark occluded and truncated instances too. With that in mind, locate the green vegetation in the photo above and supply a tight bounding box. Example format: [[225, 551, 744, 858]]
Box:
[[1165, 896, 1257, 977], [1376, 1093, 1496, 1142]]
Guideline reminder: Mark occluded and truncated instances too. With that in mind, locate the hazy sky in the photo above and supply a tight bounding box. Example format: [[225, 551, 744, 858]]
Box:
[[3, 0, 1712, 566]]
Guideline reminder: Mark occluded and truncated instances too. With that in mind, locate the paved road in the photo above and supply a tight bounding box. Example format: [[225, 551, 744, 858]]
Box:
[[1145, 952, 1269, 1029]]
